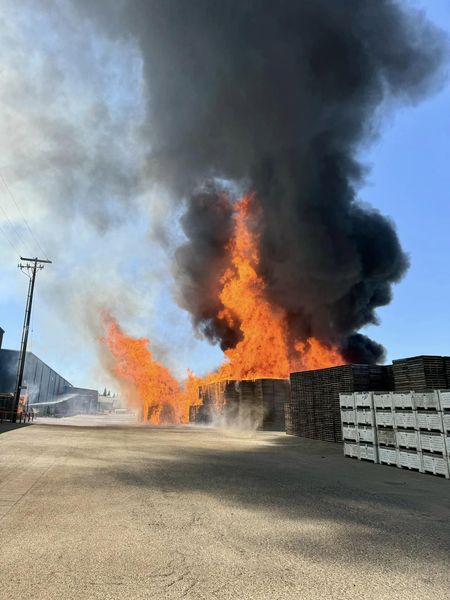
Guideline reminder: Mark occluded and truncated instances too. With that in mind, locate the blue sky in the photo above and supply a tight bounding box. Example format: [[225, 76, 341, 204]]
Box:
[[362, 0, 450, 361], [0, 0, 449, 389]]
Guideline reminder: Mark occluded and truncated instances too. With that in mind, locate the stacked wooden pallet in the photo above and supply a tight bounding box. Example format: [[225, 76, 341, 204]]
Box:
[[444, 357, 450, 388], [237, 380, 263, 427], [288, 365, 393, 443], [259, 379, 290, 431], [193, 378, 289, 430], [196, 380, 238, 423], [341, 390, 450, 478], [392, 356, 448, 392]]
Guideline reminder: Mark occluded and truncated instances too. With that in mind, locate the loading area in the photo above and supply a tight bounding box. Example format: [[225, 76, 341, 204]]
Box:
[[1, 422, 449, 600]]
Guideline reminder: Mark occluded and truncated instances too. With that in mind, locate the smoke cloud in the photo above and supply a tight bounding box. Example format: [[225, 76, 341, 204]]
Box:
[[77, 0, 447, 364]]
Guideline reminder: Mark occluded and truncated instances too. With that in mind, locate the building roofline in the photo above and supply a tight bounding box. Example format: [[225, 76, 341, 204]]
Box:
[[0, 348, 73, 387]]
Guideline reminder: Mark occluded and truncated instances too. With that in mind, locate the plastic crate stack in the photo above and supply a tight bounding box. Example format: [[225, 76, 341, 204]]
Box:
[[340, 390, 450, 479], [340, 392, 379, 463]]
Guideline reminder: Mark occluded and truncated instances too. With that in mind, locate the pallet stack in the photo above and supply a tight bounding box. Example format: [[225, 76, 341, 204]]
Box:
[[341, 390, 450, 478], [193, 378, 289, 430], [444, 357, 450, 387], [260, 379, 290, 431], [195, 380, 239, 423], [238, 380, 264, 427], [392, 356, 448, 391], [288, 365, 393, 443]]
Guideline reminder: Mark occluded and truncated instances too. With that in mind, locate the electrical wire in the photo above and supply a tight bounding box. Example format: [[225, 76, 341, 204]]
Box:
[[0, 172, 49, 259], [0, 200, 30, 255], [0, 219, 19, 254]]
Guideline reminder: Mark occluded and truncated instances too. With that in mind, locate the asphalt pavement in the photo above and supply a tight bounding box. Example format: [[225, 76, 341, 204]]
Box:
[[0, 419, 449, 599]]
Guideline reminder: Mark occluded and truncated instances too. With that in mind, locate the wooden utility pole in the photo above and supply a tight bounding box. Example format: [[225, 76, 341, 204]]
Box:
[[12, 257, 52, 422]]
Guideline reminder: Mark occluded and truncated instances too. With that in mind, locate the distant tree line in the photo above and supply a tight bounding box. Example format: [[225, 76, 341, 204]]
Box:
[[99, 388, 117, 398]]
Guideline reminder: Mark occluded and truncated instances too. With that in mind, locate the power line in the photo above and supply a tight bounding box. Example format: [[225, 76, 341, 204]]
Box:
[[0, 172, 49, 260], [0, 199, 31, 254], [0, 219, 19, 254]]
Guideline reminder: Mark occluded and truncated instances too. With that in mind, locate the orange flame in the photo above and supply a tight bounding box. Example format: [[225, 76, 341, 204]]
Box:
[[101, 193, 344, 422], [214, 196, 290, 379], [294, 337, 344, 372], [210, 195, 343, 381], [102, 317, 191, 424]]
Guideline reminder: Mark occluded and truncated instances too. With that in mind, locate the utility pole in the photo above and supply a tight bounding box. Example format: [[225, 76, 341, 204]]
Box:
[[12, 257, 52, 422]]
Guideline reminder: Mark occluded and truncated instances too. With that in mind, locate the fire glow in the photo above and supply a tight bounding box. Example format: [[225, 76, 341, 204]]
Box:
[[102, 195, 344, 423]]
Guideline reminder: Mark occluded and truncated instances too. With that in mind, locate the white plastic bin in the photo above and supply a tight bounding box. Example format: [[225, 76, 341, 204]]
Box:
[[393, 392, 414, 410], [398, 450, 422, 471], [375, 411, 394, 428], [394, 411, 417, 429], [344, 442, 359, 459], [422, 453, 450, 478], [396, 430, 419, 449], [359, 443, 378, 463], [442, 412, 450, 432], [438, 390, 450, 410], [341, 408, 356, 425], [339, 393, 355, 409], [419, 432, 446, 454], [342, 425, 358, 441], [413, 391, 440, 411], [373, 392, 393, 410], [358, 426, 375, 443], [356, 408, 375, 427], [354, 392, 373, 408], [378, 447, 398, 466], [416, 411, 444, 432], [377, 428, 396, 446]]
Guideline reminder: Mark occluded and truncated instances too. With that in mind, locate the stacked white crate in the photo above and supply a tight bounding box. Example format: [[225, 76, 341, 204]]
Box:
[[340, 393, 358, 458], [373, 392, 399, 467], [442, 391, 450, 470], [340, 392, 378, 463], [391, 390, 422, 474], [340, 390, 450, 478], [414, 391, 449, 478]]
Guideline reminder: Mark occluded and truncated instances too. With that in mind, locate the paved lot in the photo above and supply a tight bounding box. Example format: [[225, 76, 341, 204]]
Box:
[[0, 421, 449, 599]]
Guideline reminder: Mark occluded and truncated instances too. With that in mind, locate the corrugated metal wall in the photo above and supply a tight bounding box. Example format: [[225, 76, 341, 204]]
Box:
[[0, 349, 72, 403]]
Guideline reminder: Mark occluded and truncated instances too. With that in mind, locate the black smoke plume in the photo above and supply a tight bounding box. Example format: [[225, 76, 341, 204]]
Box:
[[81, 0, 447, 363]]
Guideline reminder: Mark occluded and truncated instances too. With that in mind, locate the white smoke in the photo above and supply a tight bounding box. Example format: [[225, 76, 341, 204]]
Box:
[[0, 0, 222, 388]]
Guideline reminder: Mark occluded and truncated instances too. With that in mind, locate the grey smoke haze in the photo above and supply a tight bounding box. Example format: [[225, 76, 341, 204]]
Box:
[[79, 0, 448, 363]]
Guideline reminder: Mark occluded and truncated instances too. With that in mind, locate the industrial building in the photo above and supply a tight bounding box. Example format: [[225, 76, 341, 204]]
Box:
[[0, 327, 98, 417]]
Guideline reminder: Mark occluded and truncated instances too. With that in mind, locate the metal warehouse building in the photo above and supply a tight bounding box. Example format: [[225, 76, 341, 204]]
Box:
[[0, 328, 98, 417]]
